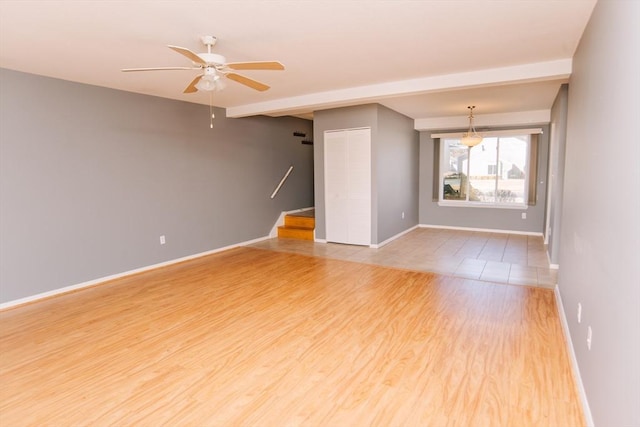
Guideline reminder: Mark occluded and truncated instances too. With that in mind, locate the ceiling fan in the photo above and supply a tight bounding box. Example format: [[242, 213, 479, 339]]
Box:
[[122, 35, 284, 94]]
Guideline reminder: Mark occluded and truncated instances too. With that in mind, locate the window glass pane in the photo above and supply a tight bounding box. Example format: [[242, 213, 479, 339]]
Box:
[[496, 136, 528, 204], [438, 134, 529, 206], [468, 138, 497, 203], [442, 139, 467, 201]]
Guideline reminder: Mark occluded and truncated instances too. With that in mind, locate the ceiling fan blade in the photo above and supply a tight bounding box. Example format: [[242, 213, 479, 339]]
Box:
[[184, 75, 203, 93], [168, 45, 206, 65], [225, 73, 270, 91], [121, 66, 198, 72], [225, 61, 285, 71]]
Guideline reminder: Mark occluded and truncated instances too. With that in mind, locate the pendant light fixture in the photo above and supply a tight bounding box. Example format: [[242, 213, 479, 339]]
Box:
[[461, 105, 483, 147]]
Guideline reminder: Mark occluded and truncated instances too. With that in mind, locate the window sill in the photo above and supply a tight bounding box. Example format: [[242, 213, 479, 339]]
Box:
[[437, 201, 528, 210]]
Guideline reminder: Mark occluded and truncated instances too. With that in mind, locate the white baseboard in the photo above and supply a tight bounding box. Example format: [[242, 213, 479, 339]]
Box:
[[0, 235, 272, 311], [553, 285, 594, 427], [545, 250, 560, 270], [370, 225, 419, 249], [269, 206, 315, 237], [419, 223, 543, 237]]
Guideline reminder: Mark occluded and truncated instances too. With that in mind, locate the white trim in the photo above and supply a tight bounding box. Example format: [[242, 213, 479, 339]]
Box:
[[369, 225, 419, 249], [269, 206, 315, 238], [437, 201, 528, 210], [419, 223, 543, 237], [546, 250, 560, 270], [324, 126, 371, 134], [0, 235, 272, 311], [554, 285, 594, 427], [431, 127, 543, 139], [314, 238, 327, 243]]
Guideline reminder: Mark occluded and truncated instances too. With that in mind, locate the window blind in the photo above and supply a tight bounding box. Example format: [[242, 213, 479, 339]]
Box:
[[432, 138, 440, 201]]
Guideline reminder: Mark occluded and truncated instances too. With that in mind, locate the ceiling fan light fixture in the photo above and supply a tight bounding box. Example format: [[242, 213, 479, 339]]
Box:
[[195, 69, 222, 91], [461, 105, 483, 147]]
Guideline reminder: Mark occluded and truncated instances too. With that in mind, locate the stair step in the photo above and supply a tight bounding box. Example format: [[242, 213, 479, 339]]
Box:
[[278, 210, 315, 241], [278, 226, 314, 241], [284, 215, 315, 229]]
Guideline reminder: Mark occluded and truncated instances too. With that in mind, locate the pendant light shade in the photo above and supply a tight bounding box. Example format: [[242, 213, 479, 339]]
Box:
[[461, 105, 483, 147]]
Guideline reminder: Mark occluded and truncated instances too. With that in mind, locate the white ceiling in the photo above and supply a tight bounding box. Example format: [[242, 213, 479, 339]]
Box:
[[0, 0, 596, 125]]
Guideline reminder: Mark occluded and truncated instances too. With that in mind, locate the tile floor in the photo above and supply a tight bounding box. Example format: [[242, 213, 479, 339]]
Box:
[[248, 227, 557, 288]]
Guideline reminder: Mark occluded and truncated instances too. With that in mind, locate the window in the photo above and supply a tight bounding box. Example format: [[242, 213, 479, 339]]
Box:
[[440, 134, 532, 207]]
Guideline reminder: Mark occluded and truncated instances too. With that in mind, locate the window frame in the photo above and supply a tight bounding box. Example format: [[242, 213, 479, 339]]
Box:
[[437, 132, 534, 209]]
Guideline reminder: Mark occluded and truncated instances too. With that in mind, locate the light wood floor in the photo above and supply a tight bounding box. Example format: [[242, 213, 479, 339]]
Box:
[[1, 242, 583, 426]]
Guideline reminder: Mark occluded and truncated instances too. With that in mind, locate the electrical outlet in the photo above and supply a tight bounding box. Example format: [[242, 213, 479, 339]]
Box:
[[587, 326, 592, 350], [159, 235, 166, 245], [577, 303, 582, 323], [521, 212, 527, 219], [402, 211, 405, 219]]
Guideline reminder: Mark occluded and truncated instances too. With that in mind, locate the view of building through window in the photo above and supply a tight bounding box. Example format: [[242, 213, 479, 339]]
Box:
[[441, 135, 529, 206]]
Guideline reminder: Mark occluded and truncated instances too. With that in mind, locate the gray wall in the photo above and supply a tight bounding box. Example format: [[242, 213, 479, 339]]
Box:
[[418, 126, 550, 233], [547, 84, 569, 265], [313, 105, 377, 242], [375, 105, 419, 243], [559, 1, 640, 425], [313, 104, 418, 245], [0, 69, 314, 303]]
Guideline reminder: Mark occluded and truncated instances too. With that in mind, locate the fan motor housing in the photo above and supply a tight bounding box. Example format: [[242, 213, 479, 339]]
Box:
[[200, 53, 226, 65]]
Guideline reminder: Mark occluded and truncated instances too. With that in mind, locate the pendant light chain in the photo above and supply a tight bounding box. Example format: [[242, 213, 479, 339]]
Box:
[[461, 105, 483, 147]]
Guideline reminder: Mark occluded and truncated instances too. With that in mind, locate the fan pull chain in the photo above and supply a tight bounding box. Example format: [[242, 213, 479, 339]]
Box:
[[209, 91, 214, 129]]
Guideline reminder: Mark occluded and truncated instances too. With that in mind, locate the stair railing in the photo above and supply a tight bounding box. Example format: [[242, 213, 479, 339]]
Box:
[[270, 165, 294, 199]]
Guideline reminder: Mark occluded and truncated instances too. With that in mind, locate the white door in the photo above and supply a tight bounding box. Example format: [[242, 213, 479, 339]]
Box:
[[325, 131, 349, 243], [324, 128, 371, 245]]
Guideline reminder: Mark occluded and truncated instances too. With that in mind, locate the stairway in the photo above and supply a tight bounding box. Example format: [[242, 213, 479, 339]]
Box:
[[277, 210, 315, 241]]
